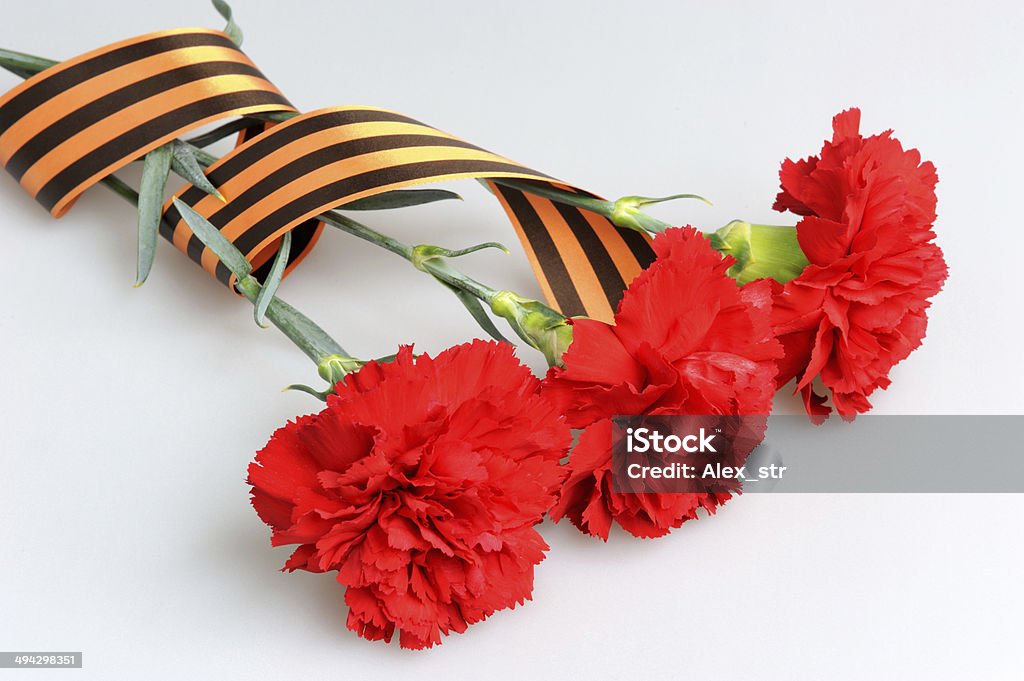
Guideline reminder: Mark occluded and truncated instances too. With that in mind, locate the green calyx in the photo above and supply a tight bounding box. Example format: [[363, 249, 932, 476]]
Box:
[[489, 291, 573, 367], [710, 220, 810, 285], [410, 241, 509, 273], [609, 193, 711, 234], [488, 179, 710, 237], [317, 354, 364, 385]]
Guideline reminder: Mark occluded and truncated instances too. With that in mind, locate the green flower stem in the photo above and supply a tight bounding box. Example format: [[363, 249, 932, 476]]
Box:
[[491, 178, 609, 214], [317, 210, 574, 365], [103, 177, 351, 377], [100, 175, 140, 206], [234, 275, 348, 364], [419, 258, 499, 301], [318, 211, 412, 259], [0, 45, 562, 365], [318, 210, 499, 302], [2, 46, 354, 379], [491, 178, 676, 234]]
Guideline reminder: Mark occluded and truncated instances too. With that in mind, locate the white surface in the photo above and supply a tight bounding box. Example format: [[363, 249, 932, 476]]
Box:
[[2, 1, 1023, 679]]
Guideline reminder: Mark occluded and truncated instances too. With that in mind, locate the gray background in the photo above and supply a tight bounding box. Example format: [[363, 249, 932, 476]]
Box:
[[1, 1, 1022, 679]]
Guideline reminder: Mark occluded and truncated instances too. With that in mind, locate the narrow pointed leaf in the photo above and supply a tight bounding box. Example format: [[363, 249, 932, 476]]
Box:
[[340, 189, 463, 211], [635, 193, 713, 207], [211, 0, 243, 46], [2, 65, 38, 79], [172, 198, 251, 279], [442, 241, 509, 258], [235, 276, 346, 359], [254, 231, 291, 328], [170, 140, 224, 201], [283, 383, 330, 401], [134, 144, 173, 286], [443, 283, 512, 344], [0, 48, 57, 78]]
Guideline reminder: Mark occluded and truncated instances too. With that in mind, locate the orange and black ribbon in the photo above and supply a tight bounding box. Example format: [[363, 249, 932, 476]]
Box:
[[0, 28, 654, 321]]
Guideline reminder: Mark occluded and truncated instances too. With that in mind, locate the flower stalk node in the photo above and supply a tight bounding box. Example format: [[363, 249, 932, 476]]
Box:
[[316, 354, 364, 385], [410, 241, 509, 272], [609, 193, 710, 234]]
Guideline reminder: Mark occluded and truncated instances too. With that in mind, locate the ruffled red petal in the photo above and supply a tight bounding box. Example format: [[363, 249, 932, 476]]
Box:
[[544, 227, 781, 539], [248, 340, 570, 649], [771, 108, 948, 419]]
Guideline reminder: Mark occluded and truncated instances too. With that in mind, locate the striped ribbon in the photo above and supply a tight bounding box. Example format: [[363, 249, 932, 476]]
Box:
[[0, 28, 654, 321]]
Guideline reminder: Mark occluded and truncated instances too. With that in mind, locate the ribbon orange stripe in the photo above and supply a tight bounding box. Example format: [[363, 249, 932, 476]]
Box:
[[0, 28, 296, 216], [0, 45, 256, 160], [0, 29, 656, 322]]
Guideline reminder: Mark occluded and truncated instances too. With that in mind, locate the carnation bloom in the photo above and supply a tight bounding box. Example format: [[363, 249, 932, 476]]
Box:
[[771, 108, 948, 421], [542, 227, 782, 540], [247, 341, 570, 649]]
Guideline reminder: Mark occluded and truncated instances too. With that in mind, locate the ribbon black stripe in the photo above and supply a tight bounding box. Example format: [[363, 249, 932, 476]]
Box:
[[0, 32, 238, 135], [552, 202, 628, 311], [210, 161, 568, 291], [493, 185, 586, 318], [171, 109, 431, 210], [617, 224, 657, 270], [225, 158, 545, 260], [5, 61, 266, 180], [35, 88, 293, 211], [514, 181, 656, 274], [249, 219, 321, 283], [178, 133, 488, 262]]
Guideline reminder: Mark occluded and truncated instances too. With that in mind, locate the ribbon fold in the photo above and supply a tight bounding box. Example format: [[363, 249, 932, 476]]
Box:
[[0, 28, 654, 321]]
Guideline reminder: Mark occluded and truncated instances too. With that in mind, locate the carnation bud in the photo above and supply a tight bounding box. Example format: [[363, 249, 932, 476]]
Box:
[[489, 291, 574, 367], [709, 220, 810, 285]]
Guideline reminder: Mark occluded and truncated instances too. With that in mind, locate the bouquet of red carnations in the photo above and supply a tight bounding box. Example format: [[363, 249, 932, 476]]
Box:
[[0, 1, 946, 649]]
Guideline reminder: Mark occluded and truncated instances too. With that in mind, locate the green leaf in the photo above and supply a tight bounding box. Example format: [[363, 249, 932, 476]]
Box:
[[443, 283, 512, 344], [235, 276, 347, 360], [1, 65, 37, 79], [254, 231, 291, 328], [211, 0, 243, 46], [340, 189, 463, 211], [172, 198, 252, 280], [134, 144, 173, 286], [283, 383, 331, 401], [0, 48, 57, 79], [630, 193, 713, 208], [170, 140, 224, 201]]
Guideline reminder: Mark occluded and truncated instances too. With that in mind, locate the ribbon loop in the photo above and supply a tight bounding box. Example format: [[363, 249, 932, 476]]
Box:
[[1, 29, 654, 321], [164, 106, 655, 319]]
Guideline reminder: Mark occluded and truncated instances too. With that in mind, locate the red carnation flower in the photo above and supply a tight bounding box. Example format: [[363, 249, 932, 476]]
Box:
[[247, 341, 570, 649], [771, 108, 948, 421], [542, 227, 781, 540]]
